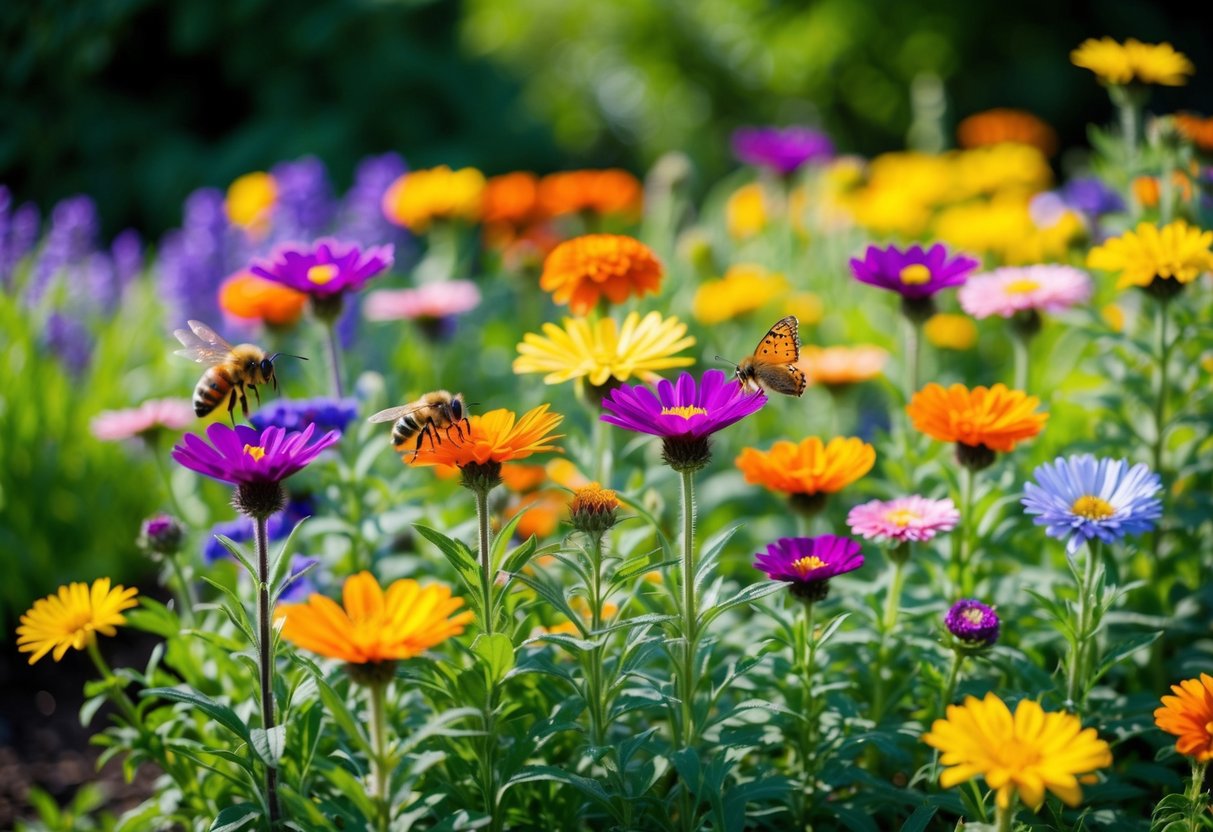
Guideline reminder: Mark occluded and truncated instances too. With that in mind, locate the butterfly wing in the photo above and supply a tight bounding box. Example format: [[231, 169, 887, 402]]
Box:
[[744, 316, 805, 397], [173, 320, 236, 365]]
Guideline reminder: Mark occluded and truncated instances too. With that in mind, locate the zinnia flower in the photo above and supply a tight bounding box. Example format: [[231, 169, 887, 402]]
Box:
[[944, 599, 1000, 648], [481, 172, 541, 226], [276, 571, 473, 668], [1087, 220, 1213, 297], [90, 398, 196, 442], [382, 165, 486, 232], [1155, 674, 1213, 761], [956, 108, 1058, 156], [225, 171, 277, 234], [736, 437, 874, 514], [219, 271, 308, 327], [796, 345, 887, 388], [251, 238, 393, 300], [17, 578, 139, 664], [1022, 455, 1162, 554], [538, 169, 643, 218], [409, 404, 564, 470], [692, 264, 789, 325], [754, 535, 863, 603], [540, 234, 663, 315], [731, 126, 835, 174], [847, 496, 959, 544], [923, 692, 1113, 811], [513, 310, 695, 389], [249, 397, 359, 435], [958, 265, 1093, 320], [1071, 37, 1194, 86], [850, 243, 979, 320], [907, 383, 1047, 469]]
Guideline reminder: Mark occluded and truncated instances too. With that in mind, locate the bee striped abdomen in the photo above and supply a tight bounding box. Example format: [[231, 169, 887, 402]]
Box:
[[194, 367, 234, 416], [391, 414, 422, 449]]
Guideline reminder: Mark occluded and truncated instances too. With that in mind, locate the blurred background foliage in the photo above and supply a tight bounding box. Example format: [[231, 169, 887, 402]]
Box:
[[2, 0, 1210, 236]]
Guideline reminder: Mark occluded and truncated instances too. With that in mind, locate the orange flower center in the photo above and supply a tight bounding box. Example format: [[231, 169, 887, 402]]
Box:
[[661, 405, 708, 419], [898, 264, 932, 285], [1071, 495, 1115, 520], [307, 264, 340, 285], [1005, 278, 1041, 294], [884, 508, 920, 527], [244, 444, 267, 462], [791, 555, 827, 577]]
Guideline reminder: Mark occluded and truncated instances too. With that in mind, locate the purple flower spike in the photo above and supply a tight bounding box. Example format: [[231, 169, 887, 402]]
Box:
[[731, 126, 835, 174], [849, 243, 979, 300], [601, 369, 765, 441], [251, 238, 393, 299], [945, 599, 1000, 648], [172, 423, 340, 487]]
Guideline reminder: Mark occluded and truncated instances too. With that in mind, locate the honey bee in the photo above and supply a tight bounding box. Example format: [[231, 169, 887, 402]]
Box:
[[173, 320, 306, 421], [367, 391, 469, 455], [733, 316, 807, 397]]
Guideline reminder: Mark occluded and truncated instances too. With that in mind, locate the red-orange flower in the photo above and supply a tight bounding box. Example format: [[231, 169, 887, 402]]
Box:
[[540, 234, 663, 315], [219, 271, 307, 326], [539, 169, 643, 218], [409, 404, 564, 468], [1155, 674, 1213, 761], [956, 108, 1059, 156], [907, 383, 1047, 453], [736, 437, 875, 496], [1175, 113, 1213, 153], [482, 172, 541, 226]]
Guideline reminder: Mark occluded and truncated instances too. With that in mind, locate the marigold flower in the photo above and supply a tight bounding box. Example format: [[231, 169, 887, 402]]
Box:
[[513, 310, 695, 388], [1156, 674, 1213, 761], [958, 265, 1092, 320], [796, 345, 887, 387], [1174, 113, 1213, 153], [847, 496, 959, 544], [382, 166, 486, 232], [482, 172, 541, 226], [225, 171, 277, 233], [1071, 37, 1194, 86], [923, 692, 1112, 811], [409, 404, 564, 469], [923, 313, 978, 350], [90, 398, 195, 442], [540, 234, 663, 315], [538, 169, 643, 218], [956, 108, 1059, 156], [1087, 220, 1213, 295], [907, 383, 1047, 459], [17, 579, 139, 664], [736, 437, 875, 498], [219, 271, 308, 326], [726, 183, 769, 239], [276, 571, 473, 666], [692, 264, 789, 325]]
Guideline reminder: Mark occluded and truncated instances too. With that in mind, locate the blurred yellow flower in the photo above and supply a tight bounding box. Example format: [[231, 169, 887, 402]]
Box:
[[1101, 303, 1126, 332], [784, 291, 824, 326], [1071, 37, 1194, 86], [1087, 220, 1213, 291], [383, 166, 486, 232], [924, 313, 978, 350], [934, 196, 1081, 265], [726, 183, 769, 239], [225, 172, 277, 233], [692, 263, 789, 325], [513, 310, 695, 387], [949, 144, 1052, 200]]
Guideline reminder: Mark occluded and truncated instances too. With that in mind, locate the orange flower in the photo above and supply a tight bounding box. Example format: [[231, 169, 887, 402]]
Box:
[[482, 172, 541, 226], [219, 271, 307, 326], [1175, 113, 1213, 153], [1133, 173, 1193, 208], [276, 571, 473, 665], [540, 234, 663, 315], [796, 345, 887, 387], [505, 489, 568, 539], [500, 463, 548, 493], [539, 170, 643, 218], [907, 383, 1047, 453], [1155, 674, 1213, 761], [736, 437, 875, 496], [410, 404, 564, 468], [956, 109, 1059, 156]]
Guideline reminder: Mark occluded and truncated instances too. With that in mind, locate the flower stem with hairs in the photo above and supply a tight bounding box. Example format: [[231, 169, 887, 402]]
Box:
[[1065, 539, 1102, 712], [585, 529, 609, 748], [254, 514, 281, 825], [368, 681, 391, 832]]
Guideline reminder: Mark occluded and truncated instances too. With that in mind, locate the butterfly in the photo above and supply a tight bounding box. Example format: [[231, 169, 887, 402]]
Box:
[[734, 316, 807, 397]]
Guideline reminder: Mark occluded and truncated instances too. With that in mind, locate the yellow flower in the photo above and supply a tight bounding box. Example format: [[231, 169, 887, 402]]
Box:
[[933, 195, 1081, 265], [1102, 303, 1126, 332], [225, 172, 277, 234], [1087, 220, 1213, 291], [923, 692, 1112, 811], [725, 183, 769, 239], [948, 144, 1052, 201], [692, 264, 789, 325], [382, 166, 486, 232], [923, 313, 978, 350], [1071, 37, 1194, 86], [17, 579, 139, 664], [513, 311, 695, 387], [784, 291, 824, 326]]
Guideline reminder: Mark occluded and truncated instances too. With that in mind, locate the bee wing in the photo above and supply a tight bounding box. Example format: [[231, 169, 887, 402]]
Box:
[[367, 402, 430, 423], [173, 320, 235, 365]]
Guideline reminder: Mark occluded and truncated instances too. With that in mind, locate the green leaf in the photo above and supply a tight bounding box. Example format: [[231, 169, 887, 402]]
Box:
[[268, 515, 311, 593], [209, 804, 261, 832], [250, 724, 286, 767], [414, 523, 480, 591], [899, 806, 938, 832], [472, 633, 515, 685], [699, 580, 784, 629], [695, 524, 742, 591], [491, 509, 529, 569], [141, 687, 251, 745], [501, 536, 543, 576], [311, 673, 371, 754], [214, 535, 258, 580], [614, 492, 674, 562], [1093, 631, 1162, 684]]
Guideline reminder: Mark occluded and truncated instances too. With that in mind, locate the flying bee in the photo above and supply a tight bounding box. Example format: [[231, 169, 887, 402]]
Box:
[[728, 315, 807, 397], [173, 320, 307, 422], [367, 391, 469, 456]]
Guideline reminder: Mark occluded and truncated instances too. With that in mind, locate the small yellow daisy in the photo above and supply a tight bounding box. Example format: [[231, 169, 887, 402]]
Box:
[[17, 579, 139, 664]]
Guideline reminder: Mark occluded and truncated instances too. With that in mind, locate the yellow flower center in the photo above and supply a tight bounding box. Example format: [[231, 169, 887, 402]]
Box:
[[791, 555, 827, 577], [995, 737, 1044, 772], [660, 406, 708, 419], [62, 610, 97, 637], [1005, 278, 1041, 294], [884, 508, 920, 527], [244, 444, 267, 462], [898, 264, 932, 285], [963, 608, 986, 625], [1071, 495, 1115, 520], [307, 263, 340, 285]]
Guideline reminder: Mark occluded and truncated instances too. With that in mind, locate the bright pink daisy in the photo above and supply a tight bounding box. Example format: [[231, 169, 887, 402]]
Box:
[[846, 496, 960, 544], [90, 399, 195, 442], [363, 280, 482, 322], [957, 265, 1092, 320]]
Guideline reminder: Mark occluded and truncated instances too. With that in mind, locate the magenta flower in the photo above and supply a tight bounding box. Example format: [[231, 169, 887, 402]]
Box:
[[731, 126, 834, 175], [363, 280, 481, 321], [754, 535, 864, 602], [958, 265, 1093, 320], [251, 238, 393, 299], [90, 399, 195, 442], [846, 496, 960, 545], [172, 423, 339, 487], [945, 599, 1000, 648], [849, 243, 979, 301]]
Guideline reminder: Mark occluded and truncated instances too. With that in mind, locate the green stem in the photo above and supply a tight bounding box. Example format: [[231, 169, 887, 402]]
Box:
[[905, 317, 922, 401], [474, 485, 496, 636], [678, 468, 698, 749], [163, 552, 197, 626], [953, 465, 976, 596], [1186, 760, 1208, 831], [939, 651, 965, 718], [325, 320, 345, 400], [1152, 297, 1171, 479], [1011, 330, 1030, 392], [800, 601, 819, 807], [1066, 540, 1101, 713], [591, 411, 612, 487], [994, 800, 1015, 832], [254, 514, 281, 826], [872, 553, 907, 722], [881, 554, 908, 633], [369, 681, 390, 832], [1118, 92, 1141, 179], [87, 640, 141, 726], [585, 531, 608, 748]]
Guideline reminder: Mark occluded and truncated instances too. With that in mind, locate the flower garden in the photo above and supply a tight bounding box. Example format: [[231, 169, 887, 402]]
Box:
[[5, 34, 1213, 832]]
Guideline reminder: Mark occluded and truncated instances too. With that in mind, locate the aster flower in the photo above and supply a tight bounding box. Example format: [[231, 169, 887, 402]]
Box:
[[601, 370, 765, 473], [363, 281, 482, 323], [907, 383, 1047, 469], [847, 496, 959, 545], [17, 579, 139, 664], [250, 397, 359, 435], [944, 599, 1000, 648], [382, 166, 486, 233], [219, 271, 308, 327], [796, 345, 887, 388], [540, 234, 663, 316], [731, 126, 835, 175], [1087, 220, 1213, 297], [1071, 37, 1194, 87], [1155, 674, 1213, 761], [736, 436, 874, 515], [691, 264, 789, 325], [138, 514, 185, 558], [513, 310, 695, 390], [1022, 455, 1162, 554], [850, 243, 979, 308], [754, 535, 863, 603], [923, 692, 1112, 811], [251, 238, 394, 302], [90, 398, 196, 442], [959, 265, 1093, 321]]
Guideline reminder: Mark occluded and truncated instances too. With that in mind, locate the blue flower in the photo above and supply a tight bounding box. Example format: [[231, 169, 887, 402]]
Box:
[[1022, 455, 1162, 554], [202, 497, 315, 563], [249, 397, 359, 435]]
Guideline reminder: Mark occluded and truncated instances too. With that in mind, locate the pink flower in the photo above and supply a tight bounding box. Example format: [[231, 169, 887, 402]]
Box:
[[957, 265, 1092, 320], [363, 281, 482, 322], [90, 399, 196, 442], [846, 496, 959, 544]]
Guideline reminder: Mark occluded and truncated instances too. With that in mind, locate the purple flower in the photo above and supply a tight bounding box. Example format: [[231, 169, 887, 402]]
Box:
[[250, 397, 359, 435], [601, 369, 765, 441], [945, 599, 1000, 648], [251, 238, 393, 299], [203, 498, 314, 563], [1061, 177, 1125, 218], [44, 312, 91, 374], [27, 195, 99, 307], [731, 126, 834, 175], [849, 243, 979, 300], [172, 423, 340, 487], [337, 152, 412, 249], [1, 197, 40, 288], [269, 156, 336, 242], [754, 535, 864, 602], [139, 513, 185, 556], [111, 229, 144, 295], [157, 188, 250, 324]]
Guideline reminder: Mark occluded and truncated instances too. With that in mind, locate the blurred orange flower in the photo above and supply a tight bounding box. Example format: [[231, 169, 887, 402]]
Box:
[[797, 345, 887, 387], [219, 271, 307, 326], [482, 172, 541, 226], [1174, 113, 1213, 153], [1155, 673, 1213, 761], [505, 490, 569, 540], [540, 234, 663, 315], [539, 169, 643, 218], [956, 109, 1059, 156]]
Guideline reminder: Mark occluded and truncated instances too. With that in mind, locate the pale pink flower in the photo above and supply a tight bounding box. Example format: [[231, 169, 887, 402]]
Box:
[[958, 265, 1092, 320], [90, 399, 196, 442], [362, 280, 482, 322], [846, 496, 959, 544]]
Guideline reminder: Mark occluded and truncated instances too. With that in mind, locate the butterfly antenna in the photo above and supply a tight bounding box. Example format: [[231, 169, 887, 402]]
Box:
[[714, 355, 740, 370]]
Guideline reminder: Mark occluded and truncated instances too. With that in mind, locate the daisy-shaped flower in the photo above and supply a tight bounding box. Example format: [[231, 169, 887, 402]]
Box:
[[251, 238, 394, 303], [850, 243, 980, 321], [1087, 220, 1213, 298], [1155, 674, 1213, 761], [958, 265, 1093, 320], [796, 345, 887, 388], [90, 398, 195, 442], [382, 166, 486, 233], [847, 496, 959, 545], [907, 383, 1047, 470], [1021, 454, 1162, 554], [540, 234, 663, 315], [736, 436, 874, 515], [17, 579, 139, 664], [731, 126, 835, 175], [1071, 37, 1194, 87], [754, 535, 863, 603], [363, 281, 482, 323]]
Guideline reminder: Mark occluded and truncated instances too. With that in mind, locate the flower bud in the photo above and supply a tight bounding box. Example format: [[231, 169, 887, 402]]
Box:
[[945, 599, 1000, 651], [138, 513, 185, 558], [570, 483, 620, 536]]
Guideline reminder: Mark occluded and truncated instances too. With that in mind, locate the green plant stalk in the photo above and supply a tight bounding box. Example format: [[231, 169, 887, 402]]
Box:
[[1116, 90, 1142, 181], [474, 485, 496, 636], [677, 468, 698, 749], [953, 464, 976, 595], [794, 600, 819, 824], [369, 680, 391, 832], [881, 553, 908, 634], [994, 800, 1016, 832], [1065, 540, 1101, 712], [87, 639, 141, 726], [1152, 297, 1172, 480], [905, 316, 922, 401], [254, 515, 282, 826], [325, 320, 345, 400], [1011, 330, 1030, 392], [585, 530, 608, 748], [590, 407, 613, 487], [872, 552, 908, 722], [479, 681, 501, 832], [1185, 759, 1208, 831]]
